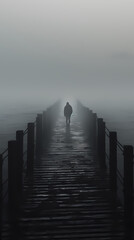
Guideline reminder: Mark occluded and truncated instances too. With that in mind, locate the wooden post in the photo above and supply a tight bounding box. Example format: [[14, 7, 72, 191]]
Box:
[[0, 155, 2, 240], [97, 118, 106, 168], [85, 108, 91, 139], [91, 113, 97, 148], [16, 130, 23, 194], [8, 140, 18, 209], [88, 110, 92, 139], [46, 109, 52, 132], [109, 132, 117, 193], [0, 154, 2, 208], [88, 109, 92, 133], [43, 111, 47, 140], [36, 114, 43, 157], [27, 123, 34, 175], [124, 145, 133, 228]]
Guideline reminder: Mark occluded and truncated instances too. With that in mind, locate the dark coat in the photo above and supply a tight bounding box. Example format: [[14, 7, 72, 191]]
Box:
[[64, 104, 73, 117]]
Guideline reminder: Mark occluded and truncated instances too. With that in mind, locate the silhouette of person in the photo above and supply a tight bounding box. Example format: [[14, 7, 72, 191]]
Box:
[[64, 102, 73, 125]]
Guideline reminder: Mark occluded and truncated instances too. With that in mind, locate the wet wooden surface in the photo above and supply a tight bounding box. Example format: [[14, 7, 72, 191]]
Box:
[[1, 115, 126, 239]]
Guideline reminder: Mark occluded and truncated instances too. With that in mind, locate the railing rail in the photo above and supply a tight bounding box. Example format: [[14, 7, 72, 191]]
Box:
[[77, 101, 133, 228], [0, 100, 61, 211], [105, 125, 124, 186], [0, 124, 29, 201]]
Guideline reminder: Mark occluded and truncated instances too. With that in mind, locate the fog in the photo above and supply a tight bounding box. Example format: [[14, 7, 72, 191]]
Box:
[[0, 0, 134, 109]]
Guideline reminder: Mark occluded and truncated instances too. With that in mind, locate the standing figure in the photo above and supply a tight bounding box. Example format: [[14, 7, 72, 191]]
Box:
[[64, 102, 73, 125]]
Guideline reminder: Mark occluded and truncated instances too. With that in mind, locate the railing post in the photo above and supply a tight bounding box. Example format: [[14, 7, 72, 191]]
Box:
[[36, 114, 43, 157], [109, 132, 117, 193], [46, 109, 52, 134], [8, 140, 18, 210], [43, 111, 47, 134], [43, 111, 49, 149], [88, 109, 92, 135], [97, 118, 106, 168], [0, 154, 2, 208], [84, 108, 91, 139], [16, 130, 23, 194], [27, 123, 35, 175], [124, 145, 133, 228], [0, 154, 2, 240], [91, 113, 97, 149]]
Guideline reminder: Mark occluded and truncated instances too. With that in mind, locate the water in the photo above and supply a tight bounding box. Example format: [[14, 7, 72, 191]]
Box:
[[0, 104, 48, 153], [99, 109, 134, 146]]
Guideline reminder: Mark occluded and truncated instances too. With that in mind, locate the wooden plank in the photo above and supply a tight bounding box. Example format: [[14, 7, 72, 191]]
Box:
[[1, 116, 129, 239]]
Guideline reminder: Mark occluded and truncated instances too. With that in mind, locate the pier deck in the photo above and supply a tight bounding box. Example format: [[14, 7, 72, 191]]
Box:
[[1, 115, 126, 239]]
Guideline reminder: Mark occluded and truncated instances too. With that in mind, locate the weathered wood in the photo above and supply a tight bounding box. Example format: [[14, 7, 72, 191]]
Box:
[[16, 130, 23, 194], [27, 123, 34, 175], [124, 145, 133, 228], [84, 108, 92, 138], [91, 113, 97, 148], [36, 114, 43, 157], [88, 109, 92, 132], [97, 118, 106, 168], [1, 116, 127, 239], [46, 108, 52, 132], [43, 111, 47, 134], [0, 154, 2, 206], [0, 155, 2, 240], [8, 140, 18, 208], [43, 111, 48, 149], [109, 132, 117, 193]]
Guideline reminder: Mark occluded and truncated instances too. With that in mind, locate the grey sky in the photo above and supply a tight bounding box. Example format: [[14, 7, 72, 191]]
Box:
[[0, 0, 134, 105]]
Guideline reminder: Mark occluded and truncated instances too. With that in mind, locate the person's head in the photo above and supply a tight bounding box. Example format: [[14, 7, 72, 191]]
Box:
[[66, 102, 69, 105]]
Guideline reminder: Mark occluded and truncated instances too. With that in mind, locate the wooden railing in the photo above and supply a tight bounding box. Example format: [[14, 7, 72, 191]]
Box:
[[0, 101, 61, 215], [77, 101, 133, 229]]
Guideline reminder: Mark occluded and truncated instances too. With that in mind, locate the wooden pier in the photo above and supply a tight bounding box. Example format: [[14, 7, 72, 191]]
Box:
[[0, 101, 134, 239]]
